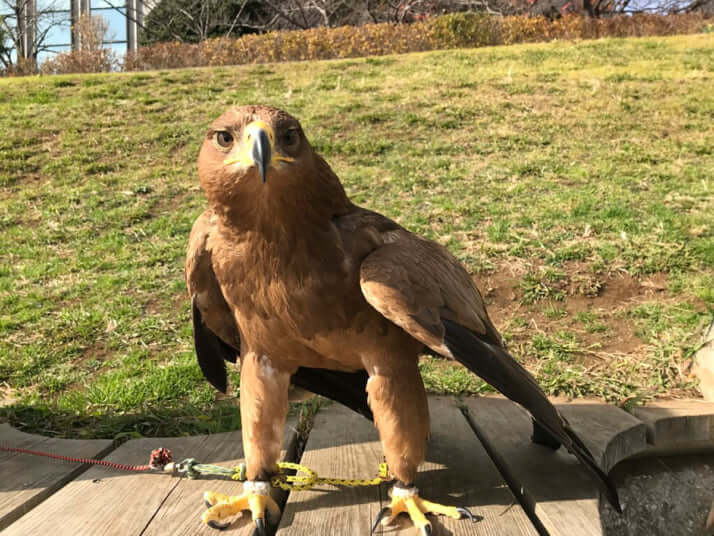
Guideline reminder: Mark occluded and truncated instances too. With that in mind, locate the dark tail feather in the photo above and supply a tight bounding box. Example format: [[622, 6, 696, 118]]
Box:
[[291, 367, 373, 421], [442, 318, 622, 513], [566, 429, 622, 513]]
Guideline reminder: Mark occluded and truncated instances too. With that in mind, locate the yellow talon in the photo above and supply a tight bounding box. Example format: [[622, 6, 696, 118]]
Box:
[[404, 496, 430, 529], [201, 482, 280, 532], [372, 487, 476, 535]]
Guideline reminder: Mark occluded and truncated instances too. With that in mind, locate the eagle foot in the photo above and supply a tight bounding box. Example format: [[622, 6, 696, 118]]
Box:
[[371, 486, 476, 535], [201, 482, 280, 534]]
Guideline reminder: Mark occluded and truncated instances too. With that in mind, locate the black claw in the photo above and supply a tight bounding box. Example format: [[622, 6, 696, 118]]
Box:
[[421, 524, 432, 536], [207, 519, 230, 530], [456, 506, 478, 522], [371, 506, 391, 534], [254, 517, 266, 536]]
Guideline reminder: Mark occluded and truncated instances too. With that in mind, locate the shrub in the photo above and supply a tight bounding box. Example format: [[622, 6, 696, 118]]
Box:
[[122, 12, 711, 73], [427, 12, 503, 48], [41, 48, 117, 75], [1, 57, 39, 77]]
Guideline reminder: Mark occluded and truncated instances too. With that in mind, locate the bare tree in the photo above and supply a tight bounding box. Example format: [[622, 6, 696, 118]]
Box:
[[0, 0, 70, 72], [73, 11, 111, 50], [96, 0, 267, 44]]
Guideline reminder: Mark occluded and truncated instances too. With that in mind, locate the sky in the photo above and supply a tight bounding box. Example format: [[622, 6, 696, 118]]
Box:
[[2, 0, 129, 65]]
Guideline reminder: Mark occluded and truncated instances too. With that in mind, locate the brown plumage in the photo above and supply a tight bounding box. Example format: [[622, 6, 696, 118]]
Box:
[[186, 105, 620, 532]]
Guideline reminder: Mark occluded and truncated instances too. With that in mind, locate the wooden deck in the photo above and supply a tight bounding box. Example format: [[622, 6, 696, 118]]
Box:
[[1, 396, 712, 535]]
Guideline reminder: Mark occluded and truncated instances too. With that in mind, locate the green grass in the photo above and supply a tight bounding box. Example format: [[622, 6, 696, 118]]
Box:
[[1, 34, 712, 438]]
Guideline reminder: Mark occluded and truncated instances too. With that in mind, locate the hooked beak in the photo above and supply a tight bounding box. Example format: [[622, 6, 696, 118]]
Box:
[[251, 127, 271, 184], [223, 120, 294, 184]]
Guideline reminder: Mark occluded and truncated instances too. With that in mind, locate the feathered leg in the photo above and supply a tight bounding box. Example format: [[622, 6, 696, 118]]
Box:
[[366, 358, 474, 535], [202, 352, 290, 533]]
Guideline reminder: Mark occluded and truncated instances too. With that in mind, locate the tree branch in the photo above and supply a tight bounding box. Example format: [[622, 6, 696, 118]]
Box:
[[262, 0, 310, 29]]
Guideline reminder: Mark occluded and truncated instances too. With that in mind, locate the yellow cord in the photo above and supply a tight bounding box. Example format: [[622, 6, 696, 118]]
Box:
[[269, 461, 390, 491]]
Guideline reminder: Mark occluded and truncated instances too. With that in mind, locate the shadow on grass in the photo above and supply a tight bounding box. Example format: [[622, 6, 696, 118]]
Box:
[[0, 399, 242, 440]]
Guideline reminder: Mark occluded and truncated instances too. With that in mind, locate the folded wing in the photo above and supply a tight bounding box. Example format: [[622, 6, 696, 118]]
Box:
[[359, 230, 621, 512]]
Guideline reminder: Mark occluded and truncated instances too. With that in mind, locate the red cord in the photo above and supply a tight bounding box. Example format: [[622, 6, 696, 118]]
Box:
[[0, 445, 172, 472]]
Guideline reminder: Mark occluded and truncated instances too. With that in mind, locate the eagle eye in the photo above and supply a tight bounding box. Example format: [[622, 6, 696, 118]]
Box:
[[281, 128, 299, 147], [216, 131, 233, 148]]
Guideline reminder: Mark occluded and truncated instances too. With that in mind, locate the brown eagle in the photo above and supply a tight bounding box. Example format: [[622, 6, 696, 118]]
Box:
[[186, 105, 620, 535]]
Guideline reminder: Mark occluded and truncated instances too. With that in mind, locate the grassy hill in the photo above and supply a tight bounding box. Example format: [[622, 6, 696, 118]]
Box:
[[1, 33, 712, 438]]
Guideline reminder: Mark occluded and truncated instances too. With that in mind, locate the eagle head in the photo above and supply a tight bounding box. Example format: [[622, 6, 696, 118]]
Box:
[[197, 105, 313, 207]]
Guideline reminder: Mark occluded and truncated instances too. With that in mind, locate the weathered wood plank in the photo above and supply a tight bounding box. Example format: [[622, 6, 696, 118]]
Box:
[[143, 421, 298, 535], [276, 404, 385, 535], [2, 434, 208, 536], [632, 400, 714, 450], [409, 396, 538, 536], [4, 421, 297, 536], [556, 400, 648, 472], [0, 423, 114, 531], [0, 423, 48, 462], [463, 396, 646, 536]]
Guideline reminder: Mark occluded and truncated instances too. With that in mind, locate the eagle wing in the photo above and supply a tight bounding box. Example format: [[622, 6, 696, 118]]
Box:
[[186, 209, 240, 393], [359, 226, 621, 512]]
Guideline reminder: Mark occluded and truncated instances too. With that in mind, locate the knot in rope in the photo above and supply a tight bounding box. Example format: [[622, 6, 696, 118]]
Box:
[[149, 447, 172, 469]]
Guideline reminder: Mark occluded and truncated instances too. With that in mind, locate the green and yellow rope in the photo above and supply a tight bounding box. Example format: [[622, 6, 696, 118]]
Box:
[[178, 458, 390, 491], [270, 461, 390, 491]]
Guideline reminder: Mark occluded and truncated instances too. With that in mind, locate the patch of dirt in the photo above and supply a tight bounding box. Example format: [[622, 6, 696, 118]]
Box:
[[57, 342, 112, 395], [473, 262, 678, 369], [478, 261, 529, 317], [144, 171, 201, 220], [77, 341, 110, 365], [149, 188, 194, 217], [480, 260, 668, 314]]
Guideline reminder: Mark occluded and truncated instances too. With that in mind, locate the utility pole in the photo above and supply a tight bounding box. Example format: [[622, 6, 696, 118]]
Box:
[[126, 0, 144, 51], [18, 0, 37, 60]]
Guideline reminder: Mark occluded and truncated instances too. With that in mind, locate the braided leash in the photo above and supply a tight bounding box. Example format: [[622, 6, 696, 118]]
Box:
[[270, 461, 390, 491], [1, 444, 390, 491]]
